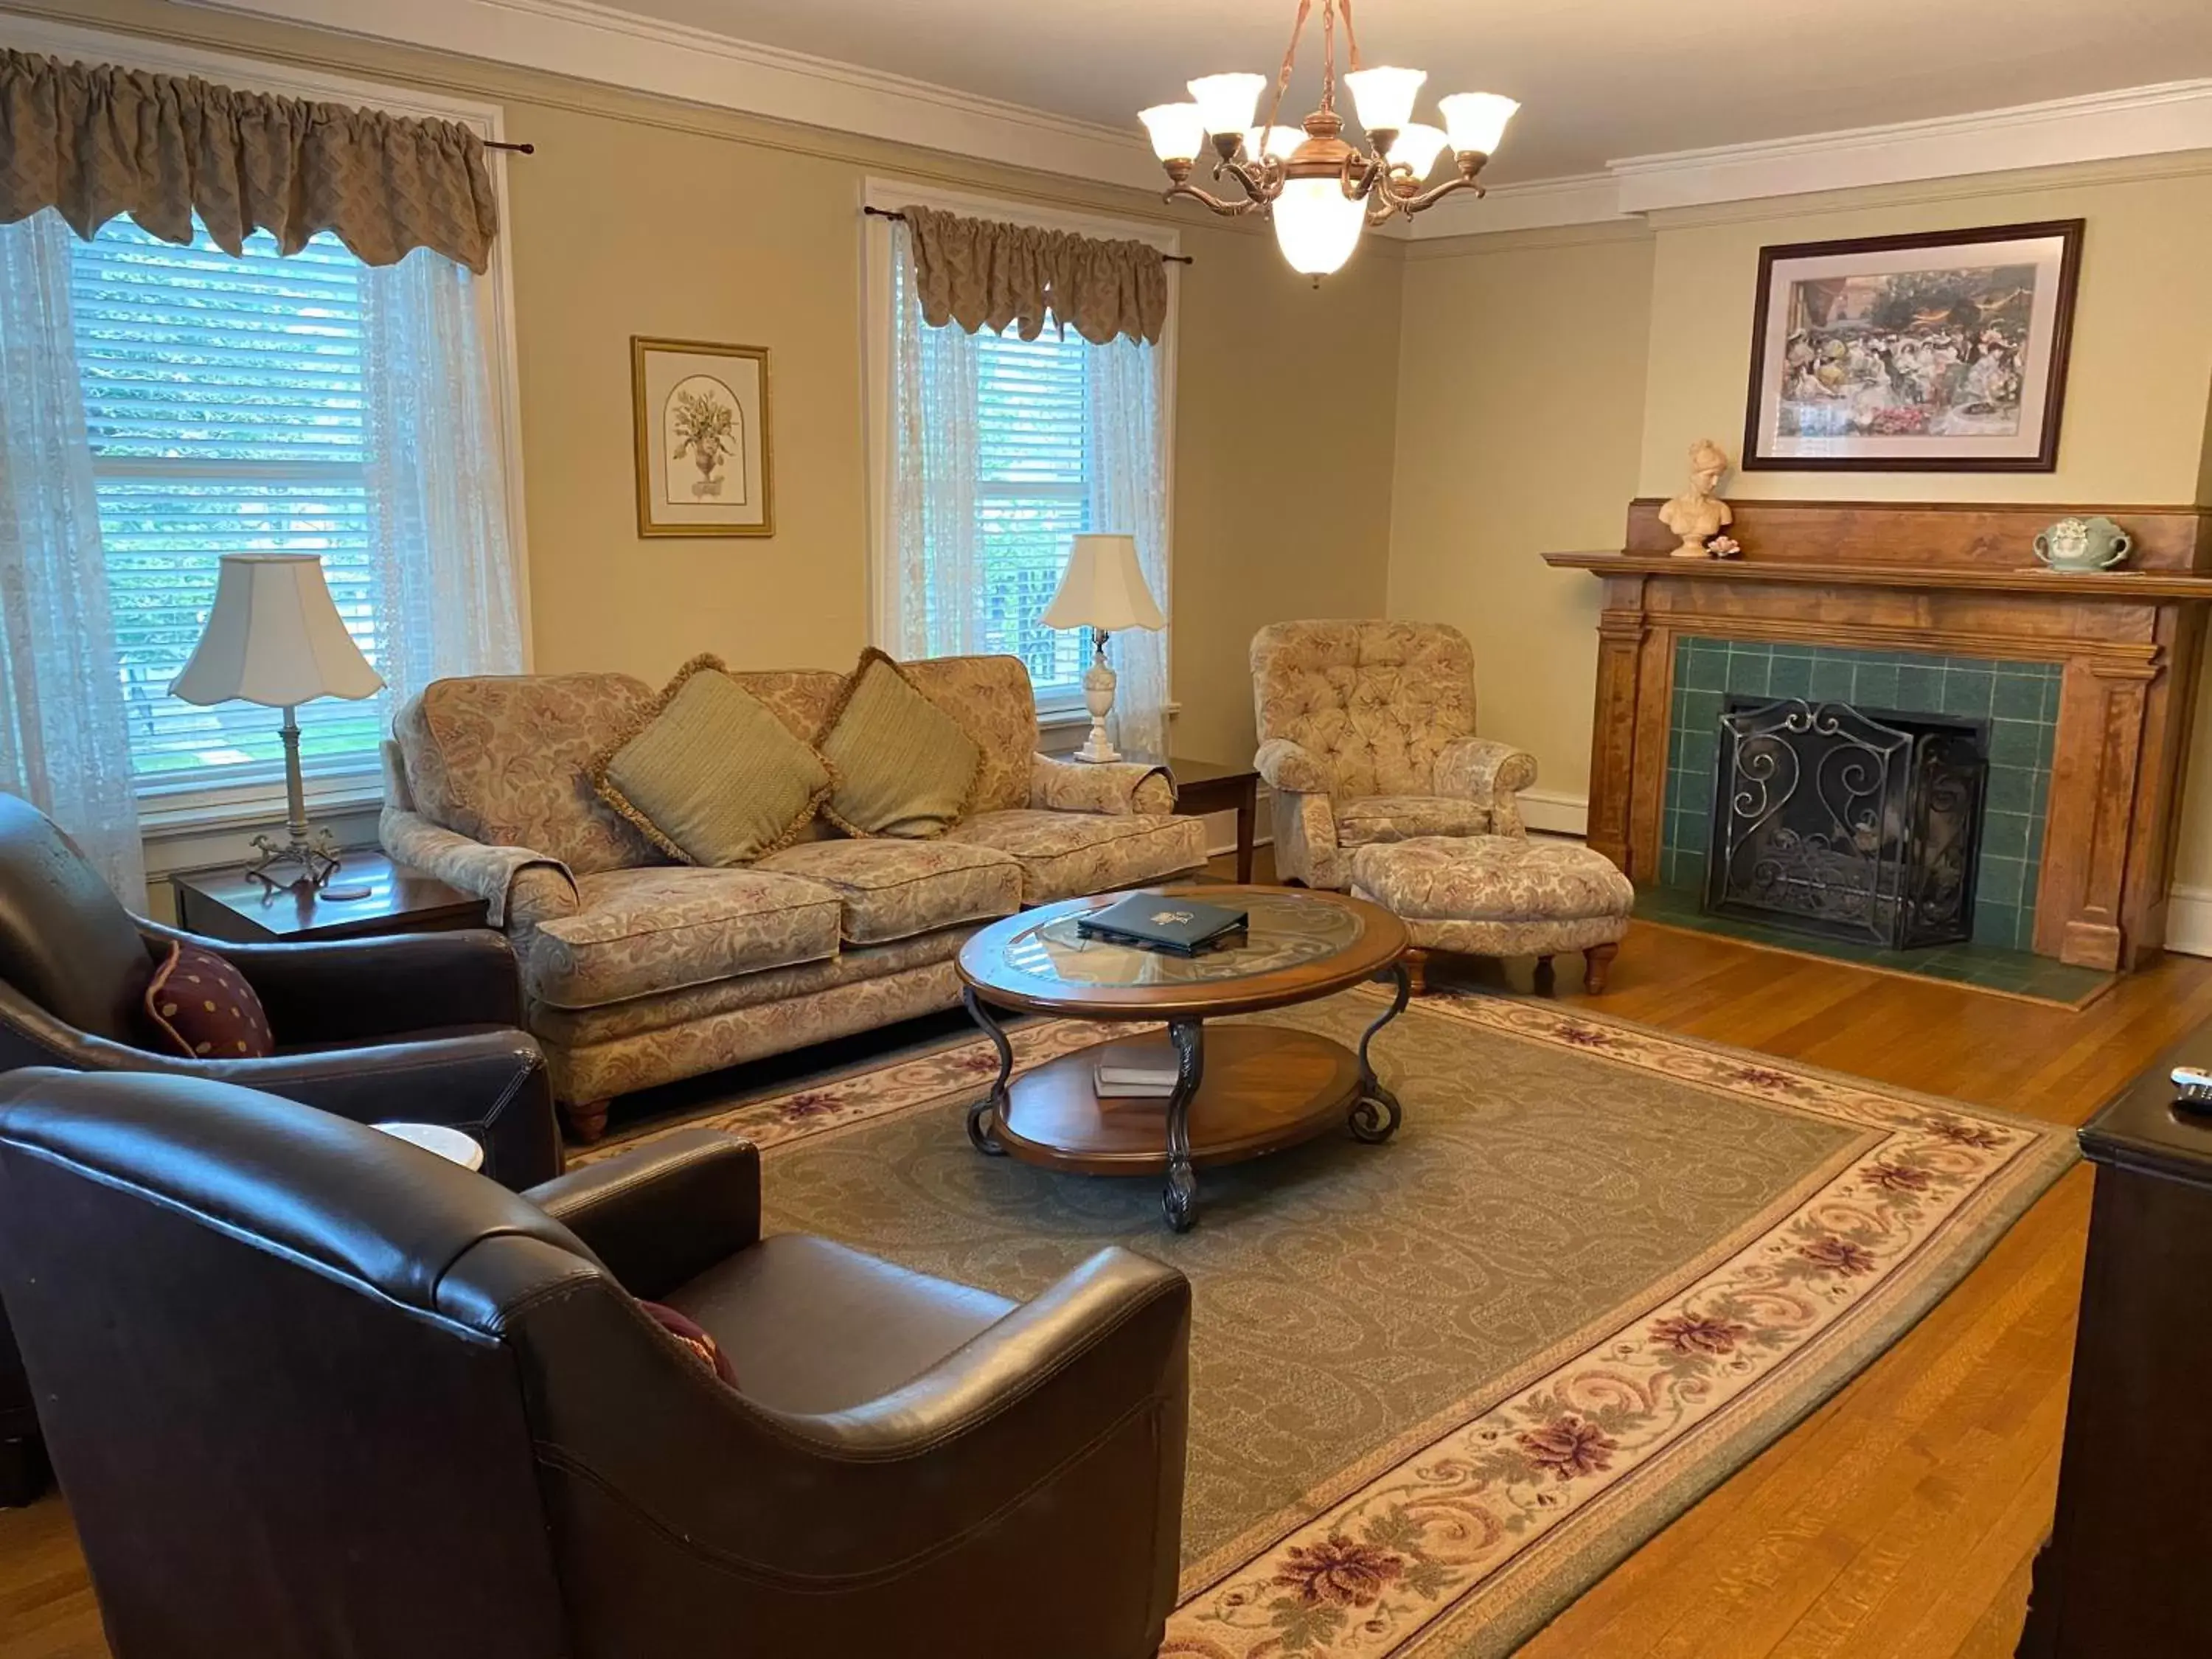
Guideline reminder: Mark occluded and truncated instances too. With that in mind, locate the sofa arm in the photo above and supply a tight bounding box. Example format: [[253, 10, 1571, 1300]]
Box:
[[1436, 737, 1539, 835], [527, 1130, 761, 1299], [1029, 754, 1175, 817], [1253, 737, 1334, 796], [380, 806, 578, 929]]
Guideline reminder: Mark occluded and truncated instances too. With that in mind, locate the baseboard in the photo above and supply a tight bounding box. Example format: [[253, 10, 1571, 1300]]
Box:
[[2167, 886, 2212, 959], [1520, 788, 1590, 838]]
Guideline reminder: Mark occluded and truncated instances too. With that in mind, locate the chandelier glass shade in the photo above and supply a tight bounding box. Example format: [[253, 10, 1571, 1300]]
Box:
[[1137, 0, 1518, 279]]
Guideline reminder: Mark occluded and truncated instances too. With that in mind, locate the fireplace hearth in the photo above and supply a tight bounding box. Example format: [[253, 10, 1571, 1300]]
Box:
[[1703, 695, 1989, 950]]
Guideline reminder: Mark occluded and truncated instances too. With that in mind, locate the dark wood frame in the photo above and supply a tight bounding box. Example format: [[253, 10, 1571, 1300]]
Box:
[[1739, 218, 2085, 473]]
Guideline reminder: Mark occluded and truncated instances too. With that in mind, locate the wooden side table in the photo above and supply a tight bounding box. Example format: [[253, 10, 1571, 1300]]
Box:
[[1158, 757, 1261, 883], [173, 849, 488, 945]]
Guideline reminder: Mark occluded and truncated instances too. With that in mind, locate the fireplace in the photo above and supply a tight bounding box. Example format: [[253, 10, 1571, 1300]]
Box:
[[1703, 696, 1989, 949]]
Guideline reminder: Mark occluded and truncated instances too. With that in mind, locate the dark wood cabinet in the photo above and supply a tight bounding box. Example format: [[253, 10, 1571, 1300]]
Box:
[[2019, 1026, 2212, 1657], [173, 850, 487, 945]]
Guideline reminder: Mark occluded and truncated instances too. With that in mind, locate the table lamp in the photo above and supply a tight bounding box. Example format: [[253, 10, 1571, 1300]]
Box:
[[1040, 533, 1165, 764], [169, 553, 385, 889]]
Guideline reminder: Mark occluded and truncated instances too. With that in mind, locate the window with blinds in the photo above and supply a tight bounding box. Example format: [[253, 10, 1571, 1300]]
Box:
[[69, 216, 389, 797], [920, 323, 1095, 699]]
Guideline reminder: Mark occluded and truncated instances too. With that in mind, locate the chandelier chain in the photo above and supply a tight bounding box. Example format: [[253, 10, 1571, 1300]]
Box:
[[1260, 0, 1313, 141]]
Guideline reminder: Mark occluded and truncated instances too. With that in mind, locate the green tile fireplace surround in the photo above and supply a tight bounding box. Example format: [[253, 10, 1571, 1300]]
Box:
[[1660, 636, 2059, 954]]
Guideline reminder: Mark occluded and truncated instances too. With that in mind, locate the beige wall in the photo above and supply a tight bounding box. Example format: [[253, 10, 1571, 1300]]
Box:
[[1385, 226, 1655, 806], [16, 0, 1401, 769], [1388, 160, 2212, 901]]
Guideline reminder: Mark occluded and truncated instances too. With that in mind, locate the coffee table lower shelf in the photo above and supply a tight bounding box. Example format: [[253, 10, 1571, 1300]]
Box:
[[961, 982, 1408, 1232]]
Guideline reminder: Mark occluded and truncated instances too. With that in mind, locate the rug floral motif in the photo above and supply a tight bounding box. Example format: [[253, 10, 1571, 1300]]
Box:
[[585, 988, 2073, 1658]]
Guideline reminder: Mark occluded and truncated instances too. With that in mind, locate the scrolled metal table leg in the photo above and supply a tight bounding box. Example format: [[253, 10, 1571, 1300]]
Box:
[[1162, 1018, 1205, 1231], [961, 985, 1011, 1155], [1349, 960, 1410, 1144]]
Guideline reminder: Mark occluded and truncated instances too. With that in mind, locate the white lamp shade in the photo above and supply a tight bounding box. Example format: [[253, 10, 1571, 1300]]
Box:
[[1040, 534, 1164, 633], [1344, 66, 1427, 133], [1438, 91, 1519, 156], [1391, 122, 1453, 178], [1138, 102, 1207, 162], [1272, 178, 1366, 276], [169, 554, 385, 709], [1242, 124, 1304, 163], [1186, 72, 1266, 138]]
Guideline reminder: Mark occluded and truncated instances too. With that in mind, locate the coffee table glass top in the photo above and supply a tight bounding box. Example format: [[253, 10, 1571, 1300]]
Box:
[[998, 890, 1365, 989]]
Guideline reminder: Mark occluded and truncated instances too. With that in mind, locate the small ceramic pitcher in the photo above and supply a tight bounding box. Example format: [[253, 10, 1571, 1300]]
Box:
[[2034, 515, 2133, 572]]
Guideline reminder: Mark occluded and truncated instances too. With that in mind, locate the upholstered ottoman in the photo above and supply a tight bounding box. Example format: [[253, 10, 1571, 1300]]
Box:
[[1349, 835, 1635, 993]]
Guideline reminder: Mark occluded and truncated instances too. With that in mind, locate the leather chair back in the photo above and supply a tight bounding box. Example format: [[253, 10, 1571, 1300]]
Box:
[[0, 794, 154, 1043], [0, 1069, 577, 1658]]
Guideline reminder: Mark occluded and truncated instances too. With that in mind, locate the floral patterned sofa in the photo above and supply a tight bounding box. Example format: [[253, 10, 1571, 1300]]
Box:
[[380, 655, 1206, 1135], [1249, 620, 1540, 890]]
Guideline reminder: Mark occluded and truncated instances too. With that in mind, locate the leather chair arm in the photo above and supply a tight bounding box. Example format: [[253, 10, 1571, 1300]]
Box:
[[0, 988, 559, 1188], [136, 919, 526, 1041], [1253, 737, 1334, 796], [526, 1130, 760, 1298]]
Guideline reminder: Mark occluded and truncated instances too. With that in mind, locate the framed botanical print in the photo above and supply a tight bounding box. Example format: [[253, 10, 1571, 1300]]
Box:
[[1741, 219, 2084, 472], [631, 338, 773, 536]]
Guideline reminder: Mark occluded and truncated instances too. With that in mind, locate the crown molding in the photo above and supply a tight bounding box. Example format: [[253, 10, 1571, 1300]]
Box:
[[178, 0, 1167, 191], [1611, 78, 2212, 214], [1407, 172, 1629, 239]]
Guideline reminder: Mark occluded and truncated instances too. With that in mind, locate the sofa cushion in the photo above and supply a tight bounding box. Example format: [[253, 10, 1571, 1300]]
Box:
[[140, 940, 274, 1060], [1335, 794, 1494, 848], [945, 810, 1207, 905], [816, 650, 981, 839], [754, 838, 1020, 945], [396, 672, 663, 874], [591, 656, 835, 867], [523, 866, 841, 1009]]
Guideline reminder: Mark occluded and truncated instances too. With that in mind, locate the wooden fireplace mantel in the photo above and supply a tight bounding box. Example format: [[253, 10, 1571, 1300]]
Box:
[[1547, 500, 2212, 973]]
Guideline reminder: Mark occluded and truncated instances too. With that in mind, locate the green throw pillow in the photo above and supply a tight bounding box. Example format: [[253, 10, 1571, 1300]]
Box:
[[817, 649, 981, 839], [591, 655, 835, 866]]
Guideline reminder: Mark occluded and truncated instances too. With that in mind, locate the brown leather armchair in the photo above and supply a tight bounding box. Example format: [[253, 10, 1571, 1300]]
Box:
[[0, 1068, 1192, 1659], [0, 792, 561, 1505]]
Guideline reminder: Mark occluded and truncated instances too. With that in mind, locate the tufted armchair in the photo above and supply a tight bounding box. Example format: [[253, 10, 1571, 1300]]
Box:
[[1249, 621, 1537, 891]]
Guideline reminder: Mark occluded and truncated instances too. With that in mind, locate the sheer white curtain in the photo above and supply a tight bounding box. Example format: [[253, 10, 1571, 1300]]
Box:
[[362, 246, 526, 701], [888, 225, 981, 659], [0, 212, 145, 900], [1088, 335, 1169, 759]]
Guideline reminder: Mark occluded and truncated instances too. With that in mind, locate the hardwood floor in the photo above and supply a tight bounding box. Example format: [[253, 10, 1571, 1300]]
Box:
[[6, 853, 2210, 1657]]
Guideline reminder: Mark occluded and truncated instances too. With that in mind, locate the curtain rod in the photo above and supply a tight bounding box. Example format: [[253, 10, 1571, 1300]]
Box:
[[485, 140, 534, 153], [861, 204, 1193, 264]]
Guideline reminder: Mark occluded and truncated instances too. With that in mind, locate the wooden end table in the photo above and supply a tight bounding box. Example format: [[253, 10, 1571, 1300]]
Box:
[[1149, 757, 1261, 883], [173, 849, 488, 945], [956, 884, 1411, 1231]]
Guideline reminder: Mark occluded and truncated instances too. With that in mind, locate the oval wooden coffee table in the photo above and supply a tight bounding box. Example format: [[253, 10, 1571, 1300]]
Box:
[[956, 884, 1411, 1231]]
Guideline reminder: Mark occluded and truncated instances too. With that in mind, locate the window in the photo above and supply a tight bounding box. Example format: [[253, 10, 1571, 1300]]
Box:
[[871, 194, 1172, 733], [69, 217, 389, 797]]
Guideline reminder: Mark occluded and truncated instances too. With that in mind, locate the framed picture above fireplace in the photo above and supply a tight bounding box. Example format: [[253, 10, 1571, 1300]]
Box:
[[1741, 219, 2084, 473]]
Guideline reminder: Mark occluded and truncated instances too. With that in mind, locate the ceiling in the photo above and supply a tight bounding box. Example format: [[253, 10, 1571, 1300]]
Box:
[[592, 0, 2212, 184]]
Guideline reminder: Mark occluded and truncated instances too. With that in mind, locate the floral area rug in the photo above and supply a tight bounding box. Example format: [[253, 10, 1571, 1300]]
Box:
[[585, 987, 2074, 1657]]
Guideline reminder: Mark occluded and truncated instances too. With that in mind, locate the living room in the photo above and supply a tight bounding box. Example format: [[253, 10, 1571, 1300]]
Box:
[[1, 0, 2210, 1655]]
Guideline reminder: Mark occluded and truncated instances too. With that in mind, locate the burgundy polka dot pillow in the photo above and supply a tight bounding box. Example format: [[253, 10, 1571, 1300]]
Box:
[[141, 940, 274, 1060]]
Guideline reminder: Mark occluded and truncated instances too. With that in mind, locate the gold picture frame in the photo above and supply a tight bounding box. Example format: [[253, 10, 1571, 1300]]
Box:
[[631, 337, 774, 537]]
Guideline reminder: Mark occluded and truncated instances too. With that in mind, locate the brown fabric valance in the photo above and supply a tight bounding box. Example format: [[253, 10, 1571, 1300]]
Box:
[[902, 204, 1169, 347], [0, 49, 498, 272]]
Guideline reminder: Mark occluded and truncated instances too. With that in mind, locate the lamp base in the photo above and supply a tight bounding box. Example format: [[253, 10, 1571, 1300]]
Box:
[[246, 828, 343, 891], [1073, 635, 1121, 764]]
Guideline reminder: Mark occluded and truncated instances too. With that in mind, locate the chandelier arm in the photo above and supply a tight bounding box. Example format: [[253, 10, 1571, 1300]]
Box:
[[1391, 166, 1489, 218], [1259, 0, 1315, 140], [1214, 156, 1281, 199], [1163, 178, 1267, 218]]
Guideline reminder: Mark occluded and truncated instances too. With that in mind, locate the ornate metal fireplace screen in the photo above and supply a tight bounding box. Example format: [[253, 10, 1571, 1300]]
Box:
[[1703, 697, 1989, 950]]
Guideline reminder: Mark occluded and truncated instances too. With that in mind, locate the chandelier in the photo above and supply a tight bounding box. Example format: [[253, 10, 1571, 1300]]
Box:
[[1136, 0, 1517, 279]]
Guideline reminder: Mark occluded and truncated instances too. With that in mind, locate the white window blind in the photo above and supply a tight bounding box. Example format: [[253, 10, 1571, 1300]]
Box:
[[69, 216, 389, 796], [957, 325, 1091, 698]]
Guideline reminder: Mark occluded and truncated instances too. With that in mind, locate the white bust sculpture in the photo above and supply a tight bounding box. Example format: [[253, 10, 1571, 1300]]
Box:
[[1658, 438, 1735, 557]]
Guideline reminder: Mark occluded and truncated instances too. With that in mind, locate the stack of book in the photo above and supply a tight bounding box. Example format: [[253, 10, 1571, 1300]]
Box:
[[1094, 1061, 1180, 1099]]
